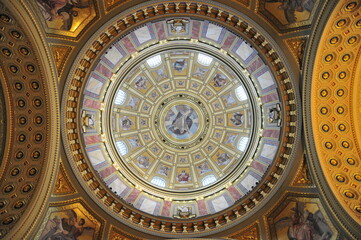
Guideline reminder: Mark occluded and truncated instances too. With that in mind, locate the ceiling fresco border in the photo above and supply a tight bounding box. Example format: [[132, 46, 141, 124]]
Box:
[[108, 224, 144, 240], [61, 0, 301, 238], [303, 0, 361, 238], [104, 0, 138, 13], [0, 1, 60, 239]]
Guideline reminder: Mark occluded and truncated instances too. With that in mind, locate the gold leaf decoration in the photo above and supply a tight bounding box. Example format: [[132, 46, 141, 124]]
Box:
[[228, 223, 259, 240], [292, 154, 313, 186], [105, 0, 128, 12], [108, 226, 143, 240], [53, 161, 75, 195], [50, 45, 72, 77], [286, 37, 307, 69]]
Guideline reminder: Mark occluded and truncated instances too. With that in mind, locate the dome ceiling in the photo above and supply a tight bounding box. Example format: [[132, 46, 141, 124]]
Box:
[[62, 2, 299, 237], [4, 0, 361, 239], [79, 18, 285, 212]]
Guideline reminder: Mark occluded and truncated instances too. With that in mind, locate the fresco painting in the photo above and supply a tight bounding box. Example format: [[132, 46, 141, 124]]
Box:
[[39, 203, 100, 240], [36, 0, 96, 33], [268, 197, 335, 240], [265, 0, 315, 24]]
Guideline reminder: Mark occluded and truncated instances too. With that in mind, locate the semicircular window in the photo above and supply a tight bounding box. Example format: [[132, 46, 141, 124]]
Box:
[[151, 176, 166, 188], [202, 175, 217, 186]]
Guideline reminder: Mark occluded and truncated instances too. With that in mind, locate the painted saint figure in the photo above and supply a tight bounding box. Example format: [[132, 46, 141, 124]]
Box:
[[158, 165, 170, 176], [177, 170, 191, 183], [120, 116, 133, 130], [266, 0, 316, 24], [136, 155, 150, 169], [40, 210, 92, 240], [197, 162, 211, 175], [134, 76, 147, 90], [231, 112, 244, 126], [173, 59, 187, 72], [216, 152, 231, 166], [212, 73, 227, 87]]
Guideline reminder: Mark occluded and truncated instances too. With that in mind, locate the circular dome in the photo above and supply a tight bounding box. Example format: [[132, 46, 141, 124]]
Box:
[[62, 2, 300, 236], [105, 47, 260, 194]]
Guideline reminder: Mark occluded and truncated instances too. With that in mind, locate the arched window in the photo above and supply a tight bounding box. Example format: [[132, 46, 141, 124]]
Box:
[[116, 140, 128, 156], [114, 89, 127, 105], [197, 53, 213, 66], [235, 85, 248, 101], [151, 176, 166, 187], [237, 137, 249, 152], [202, 175, 217, 186], [146, 55, 162, 68]]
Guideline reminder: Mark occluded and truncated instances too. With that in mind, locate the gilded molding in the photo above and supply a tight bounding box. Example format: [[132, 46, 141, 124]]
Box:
[[104, 0, 129, 13], [227, 222, 259, 240], [108, 225, 144, 240]]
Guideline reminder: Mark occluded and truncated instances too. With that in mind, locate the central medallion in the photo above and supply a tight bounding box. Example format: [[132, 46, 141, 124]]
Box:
[[154, 94, 210, 150], [165, 104, 198, 139]]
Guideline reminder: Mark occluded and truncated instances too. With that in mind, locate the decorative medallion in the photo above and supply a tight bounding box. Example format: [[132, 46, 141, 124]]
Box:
[[154, 94, 209, 150]]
